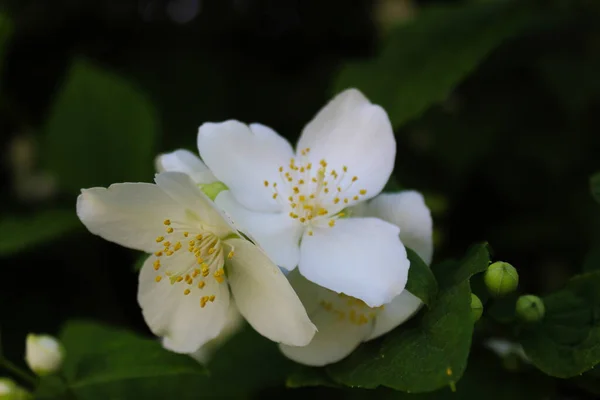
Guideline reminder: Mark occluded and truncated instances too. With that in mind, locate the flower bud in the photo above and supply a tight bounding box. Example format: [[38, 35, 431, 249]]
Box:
[[470, 293, 483, 322], [516, 294, 545, 322], [484, 262, 519, 297], [24, 333, 64, 376], [0, 377, 32, 400]]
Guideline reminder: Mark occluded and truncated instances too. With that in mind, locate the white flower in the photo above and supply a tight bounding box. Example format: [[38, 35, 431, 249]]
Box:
[[280, 190, 433, 366], [197, 88, 407, 307], [24, 334, 64, 376], [77, 171, 316, 353], [155, 149, 216, 185]]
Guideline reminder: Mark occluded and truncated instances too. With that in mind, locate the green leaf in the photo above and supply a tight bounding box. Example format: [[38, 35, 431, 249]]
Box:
[[0, 209, 80, 256], [519, 271, 600, 378], [199, 326, 296, 396], [42, 58, 158, 193], [405, 248, 438, 307], [583, 245, 600, 272], [327, 281, 472, 392], [432, 242, 491, 289], [286, 366, 339, 389], [333, 1, 536, 128], [57, 321, 207, 399], [591, 172, 600, 204], [326, 244, 490, 392], [132, 252, 149, 272]]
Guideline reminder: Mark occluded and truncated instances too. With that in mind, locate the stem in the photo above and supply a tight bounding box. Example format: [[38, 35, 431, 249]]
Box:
[[0, 357, 38, 386]]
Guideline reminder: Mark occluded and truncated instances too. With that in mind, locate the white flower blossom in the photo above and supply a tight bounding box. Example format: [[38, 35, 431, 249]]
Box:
[[77, 171, 316, 353], [197, 89, 408, 307], [280, 190, 433, 366], [24, 334, 64, 376]]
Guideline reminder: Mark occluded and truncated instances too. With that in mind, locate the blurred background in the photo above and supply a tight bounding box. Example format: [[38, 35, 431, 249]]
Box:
[[1, 0, 600, 398]]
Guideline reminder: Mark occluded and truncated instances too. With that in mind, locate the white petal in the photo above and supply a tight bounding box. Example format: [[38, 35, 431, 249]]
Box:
[[299, 217, 409, 308], [155, 149, 216, 184], [365, 191, 433, 264], [154, 172, 233, 238], [197, 120, 294, 212], [215, 191, 303, 270], [225, 238, 316, 346], [279, 306, 370, 366], [296, 89, 395, 201], [188, 303, 245, 364], [77, 183, 185, 253], [137, 255, 230, 353], [366, 290, 423, 341]]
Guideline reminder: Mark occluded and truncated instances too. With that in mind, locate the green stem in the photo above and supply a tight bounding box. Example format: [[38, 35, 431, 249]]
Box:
[[0, 357, 38, 386]]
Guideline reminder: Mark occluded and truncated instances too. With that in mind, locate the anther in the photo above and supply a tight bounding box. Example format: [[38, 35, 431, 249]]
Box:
[[359, 189, 367, 195], [156, 236, 164, 243], [184, 289, 191, 295], [198, 281, 205, 289], [155, 276, 162, 282]]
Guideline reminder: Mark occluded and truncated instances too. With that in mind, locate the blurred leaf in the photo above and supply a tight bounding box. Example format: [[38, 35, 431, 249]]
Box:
[[520, 271, 600, 378], [583, 245, 600, 272], [132, 252, 149, 272], [286, 366, 339, 389], [591, 172, 600, 204], [42, 58, 158, 193], [0, 209, 80, 257], [334, 1, 537, 128], [55, 320, 207, 399], [405, 248, 438, 307], [326, 244, 490, 392]]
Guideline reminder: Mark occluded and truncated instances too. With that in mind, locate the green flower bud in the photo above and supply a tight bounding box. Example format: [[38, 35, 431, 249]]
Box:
[[199, 182, 228, 201], [516, 294, 545, 322], [484, 262, 519, 297], [0, 378, 32, 400], [25, 333, 64, 376], [470, 293, 483, 322]]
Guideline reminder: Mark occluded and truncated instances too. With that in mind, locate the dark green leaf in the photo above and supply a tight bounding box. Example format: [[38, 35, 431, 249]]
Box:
[[132, 252, 149, 272], [58, 321, 207, 399], [405, 248, 438, 307], [327, 280, 473, 392], [334, 1, 536, 128], [591, 172, 600, 204], [326, 244, 490, 392], [286, 366, 339, 389], [520, 271, 600, 378], [432, 242, 491, 289], [0, 209, 80, 257], [42, 58, 158, 193], [583, 244, 600, 272]]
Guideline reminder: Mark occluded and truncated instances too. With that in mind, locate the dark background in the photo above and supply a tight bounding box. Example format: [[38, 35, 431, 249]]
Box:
[[1, 0, 599, 398]]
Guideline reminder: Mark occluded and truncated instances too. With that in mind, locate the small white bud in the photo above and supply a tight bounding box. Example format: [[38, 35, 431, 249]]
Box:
[[0, 377, 32, 400], [24, 333, 64, 376]]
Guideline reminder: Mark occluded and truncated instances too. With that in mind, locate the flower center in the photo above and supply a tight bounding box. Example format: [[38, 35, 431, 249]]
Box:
[[152, 219, 234, 308], [264, 147, 368, 235], [319, 293, 384, 326]]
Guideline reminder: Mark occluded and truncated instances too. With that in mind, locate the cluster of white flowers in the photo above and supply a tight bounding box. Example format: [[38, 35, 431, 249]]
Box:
[[77, 88, 433, 366]]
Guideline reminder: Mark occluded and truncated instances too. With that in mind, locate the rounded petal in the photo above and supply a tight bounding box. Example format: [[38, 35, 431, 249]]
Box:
[[155, 172, 233, 238], [366, 290, 423, 341], [77, 182, 185, 253], [299, 217, 409, 308], [225, 238, 316, 346], [297, 89, 395, 201], [279, 306, 371, 366], [365, 191, 433, 264], [138, 255, 231, 354], [155, 149, 216, 184], [197, 120, 294, 212], [215, 191, 303, 270]]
